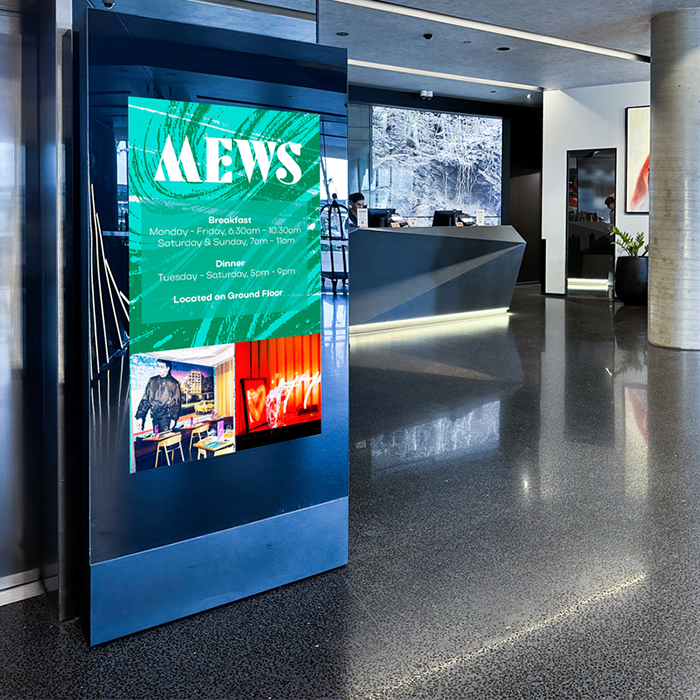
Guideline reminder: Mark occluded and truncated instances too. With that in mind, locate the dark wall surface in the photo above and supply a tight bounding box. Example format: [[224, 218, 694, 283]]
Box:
[[348, 86, 543, 283]]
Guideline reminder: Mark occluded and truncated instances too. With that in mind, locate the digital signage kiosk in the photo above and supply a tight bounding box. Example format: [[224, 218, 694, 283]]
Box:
[[80, 10, 348, 645]]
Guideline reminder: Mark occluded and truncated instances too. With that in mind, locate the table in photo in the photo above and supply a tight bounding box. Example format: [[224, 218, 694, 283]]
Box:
[[141, 431, 185, 468], [192, 436, 236, 459]]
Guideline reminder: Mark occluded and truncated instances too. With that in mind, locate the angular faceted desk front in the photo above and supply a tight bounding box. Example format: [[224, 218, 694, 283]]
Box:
[[349, 226, 526, 327]]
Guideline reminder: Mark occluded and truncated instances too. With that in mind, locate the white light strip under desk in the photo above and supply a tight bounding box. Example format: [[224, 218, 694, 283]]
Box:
[[334, 0, 650, 63], [348, 59, 542, 91], [350, 307, 509, 336], [568, 278, 610, 291]]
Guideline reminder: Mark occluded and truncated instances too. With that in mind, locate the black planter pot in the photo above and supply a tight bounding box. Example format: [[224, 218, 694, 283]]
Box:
[[614, 256, 648, 306]]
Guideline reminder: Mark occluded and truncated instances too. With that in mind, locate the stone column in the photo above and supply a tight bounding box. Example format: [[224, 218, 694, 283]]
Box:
[[649, 10, 700, 349]]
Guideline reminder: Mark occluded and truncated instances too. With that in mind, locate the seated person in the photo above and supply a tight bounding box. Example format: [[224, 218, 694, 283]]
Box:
[[605, 195, 615, 228], [347, 192, 365, 227]]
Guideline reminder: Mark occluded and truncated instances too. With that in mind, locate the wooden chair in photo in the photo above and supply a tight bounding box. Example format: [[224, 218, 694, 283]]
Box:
[[154, 433, 185, 469], [189, 422, 210, 460]]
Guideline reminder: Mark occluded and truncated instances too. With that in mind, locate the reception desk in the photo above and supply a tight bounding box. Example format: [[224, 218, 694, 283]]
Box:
[[349, 225, 526, 329]]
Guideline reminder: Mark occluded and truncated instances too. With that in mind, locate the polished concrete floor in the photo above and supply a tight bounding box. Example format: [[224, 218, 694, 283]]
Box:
[[3, 285, 700, 698]]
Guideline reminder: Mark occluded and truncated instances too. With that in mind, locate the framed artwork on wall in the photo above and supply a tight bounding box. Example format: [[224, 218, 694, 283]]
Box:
[[626, 106, 650, 214], [241, 378, 268, 432]]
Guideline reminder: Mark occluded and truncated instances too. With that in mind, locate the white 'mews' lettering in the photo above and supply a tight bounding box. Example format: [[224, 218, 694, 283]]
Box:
[[276, 142, 303, 185], [154, 136, 306, 185], [205, 137, 234, 183], [235, 140, 278, 183], [154, 135, 202, 183]]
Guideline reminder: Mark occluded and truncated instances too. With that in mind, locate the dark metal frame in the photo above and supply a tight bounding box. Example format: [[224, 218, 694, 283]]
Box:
[[320, 194, 349, 294], [564, 148, 617, 298]]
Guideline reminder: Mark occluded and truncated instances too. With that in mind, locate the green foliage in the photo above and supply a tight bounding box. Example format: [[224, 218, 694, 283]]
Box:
[[610, 227, 649, 257]]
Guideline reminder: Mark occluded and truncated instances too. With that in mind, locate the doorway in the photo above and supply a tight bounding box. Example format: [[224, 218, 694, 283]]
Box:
[[566, 149, 616, 298]]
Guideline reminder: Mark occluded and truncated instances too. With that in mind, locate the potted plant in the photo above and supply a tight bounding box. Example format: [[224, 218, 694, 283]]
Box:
[[611, 227, 649, 306]]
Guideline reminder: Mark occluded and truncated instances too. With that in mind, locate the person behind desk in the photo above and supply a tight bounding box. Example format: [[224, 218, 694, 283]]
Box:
[[135, 359, 182, 433], [605, 196, 615, 227], [347, 192, 365, 227]]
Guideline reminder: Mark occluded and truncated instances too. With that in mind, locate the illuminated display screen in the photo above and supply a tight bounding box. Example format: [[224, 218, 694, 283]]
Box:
[[128, 97, 322, 472], [371, 106, 503, 223]]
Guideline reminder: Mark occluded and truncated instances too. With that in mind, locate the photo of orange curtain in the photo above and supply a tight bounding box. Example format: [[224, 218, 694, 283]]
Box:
[[235, 334, 321, 435], [214, 358, 235, 419]]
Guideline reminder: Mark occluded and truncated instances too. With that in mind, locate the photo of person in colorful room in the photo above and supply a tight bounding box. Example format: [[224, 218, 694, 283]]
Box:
[[130, 345, 236, 472], [234, 333, 321, 451], [135, 359, 182, 433]]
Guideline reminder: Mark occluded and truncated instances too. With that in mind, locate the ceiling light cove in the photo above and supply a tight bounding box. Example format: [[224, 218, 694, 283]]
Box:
[[331, 0, 651, 63], [348, 58, 543, 91]]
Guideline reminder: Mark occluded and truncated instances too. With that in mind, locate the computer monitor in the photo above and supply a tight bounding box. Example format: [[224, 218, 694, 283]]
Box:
[[367, 208, 396, 227], [432, 210, 462, 227]]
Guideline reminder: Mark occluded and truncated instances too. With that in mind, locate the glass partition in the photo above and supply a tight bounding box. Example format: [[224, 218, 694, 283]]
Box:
[[347, 103, 371, 200]]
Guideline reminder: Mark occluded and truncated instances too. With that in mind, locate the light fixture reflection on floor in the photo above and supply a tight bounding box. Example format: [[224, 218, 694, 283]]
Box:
[[350, 307, 509, 339], [365, 572, 647, 699], [567, 278, 610, 291]]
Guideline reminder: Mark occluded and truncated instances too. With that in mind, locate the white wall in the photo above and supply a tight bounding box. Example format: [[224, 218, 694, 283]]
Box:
[[542, 82, 650, 294]]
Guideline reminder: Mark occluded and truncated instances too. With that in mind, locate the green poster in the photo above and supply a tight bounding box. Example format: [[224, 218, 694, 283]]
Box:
[[128, 97, 321, 354]]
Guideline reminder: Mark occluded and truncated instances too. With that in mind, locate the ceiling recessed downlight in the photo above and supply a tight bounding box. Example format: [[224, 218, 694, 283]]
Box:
[[331, 0, 650, 63], [336, 31, 349, 36], [496, 46, 510, 51]]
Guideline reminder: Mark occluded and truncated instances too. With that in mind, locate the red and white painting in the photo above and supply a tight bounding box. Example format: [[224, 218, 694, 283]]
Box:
[[626, 106, 650, 214]]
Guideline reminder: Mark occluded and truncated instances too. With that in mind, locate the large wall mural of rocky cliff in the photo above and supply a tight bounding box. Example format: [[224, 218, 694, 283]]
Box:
[[371, 107, 503, 223]]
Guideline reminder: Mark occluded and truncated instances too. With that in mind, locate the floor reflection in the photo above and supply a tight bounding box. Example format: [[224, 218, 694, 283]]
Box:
[[322, 291, 348, 376], [6, 286, 700, 699], [368, 399, 501, 472], [346, 285, 696, 698]]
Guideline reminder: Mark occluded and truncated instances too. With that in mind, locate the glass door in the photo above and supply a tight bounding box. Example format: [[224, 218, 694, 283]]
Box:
[[566, 149, 616, 298]]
